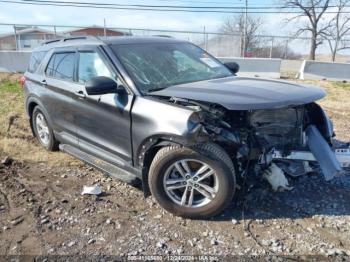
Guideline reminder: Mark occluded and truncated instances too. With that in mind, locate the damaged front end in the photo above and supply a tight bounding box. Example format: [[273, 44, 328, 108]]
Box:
[[169, 97, 350, 185]]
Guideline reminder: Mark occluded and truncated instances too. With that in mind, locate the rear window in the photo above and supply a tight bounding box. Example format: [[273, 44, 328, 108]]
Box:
[[46, 52, 76, 81], [28, 51, 47, 73]]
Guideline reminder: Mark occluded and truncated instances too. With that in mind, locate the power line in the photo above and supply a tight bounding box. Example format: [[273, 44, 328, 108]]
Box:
[[2, 22, 350, 41], [0, 0, 350, 14], [7, 0, 350, 10]]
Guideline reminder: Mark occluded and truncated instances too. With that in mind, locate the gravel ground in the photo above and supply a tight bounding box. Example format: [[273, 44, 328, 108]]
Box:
[[0, 74, 350, 260], [0, 154, 349, 260]]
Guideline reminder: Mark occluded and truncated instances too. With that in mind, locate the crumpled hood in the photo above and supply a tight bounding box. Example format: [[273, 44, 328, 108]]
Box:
[[151, 76, 326, 110]]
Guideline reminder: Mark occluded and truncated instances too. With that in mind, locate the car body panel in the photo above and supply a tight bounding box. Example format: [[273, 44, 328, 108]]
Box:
[[131, 96, 199, 166], [71, 45, 135, 166], [150, 76, 327, 110], [73, 91, 134, 166]]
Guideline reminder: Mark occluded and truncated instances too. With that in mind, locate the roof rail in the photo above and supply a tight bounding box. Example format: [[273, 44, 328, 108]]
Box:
[[42, 35, 100, 46], [62, 36, 88, 42], [152, 35, 173, 38], [42, 39, 61, 45]]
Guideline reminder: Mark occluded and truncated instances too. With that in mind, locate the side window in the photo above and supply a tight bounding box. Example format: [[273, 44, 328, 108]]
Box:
[[78, 52, 113, 84], [46, 52, 75, 81], [28, 51, 47, 73]]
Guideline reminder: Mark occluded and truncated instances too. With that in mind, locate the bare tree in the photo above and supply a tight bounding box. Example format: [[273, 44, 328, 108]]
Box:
[[322, 0, 350, 62], [220, 14, 264, 56], [283, 0, 331, 60]]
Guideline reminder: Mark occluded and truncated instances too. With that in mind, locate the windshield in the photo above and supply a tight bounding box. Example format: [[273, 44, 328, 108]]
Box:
[[111, 42, 232, 94]]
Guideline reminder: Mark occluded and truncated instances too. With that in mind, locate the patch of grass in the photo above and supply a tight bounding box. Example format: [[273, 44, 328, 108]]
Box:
[[0, 80, 24, 116], [331, 81, 350, 90], [0, 74, 74, 166], [0, 80, 22, 95]]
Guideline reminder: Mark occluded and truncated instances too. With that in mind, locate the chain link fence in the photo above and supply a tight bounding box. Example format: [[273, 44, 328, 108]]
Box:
[[0, 23, 348, 60]]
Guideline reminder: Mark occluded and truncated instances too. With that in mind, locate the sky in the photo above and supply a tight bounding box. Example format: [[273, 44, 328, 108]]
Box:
[[0, 0, 349, 56], [0, 0, 288, 33]]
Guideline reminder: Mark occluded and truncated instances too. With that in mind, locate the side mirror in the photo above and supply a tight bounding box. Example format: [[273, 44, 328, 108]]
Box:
[[85, 76, 119, 96], [224, 62, 240, 74]]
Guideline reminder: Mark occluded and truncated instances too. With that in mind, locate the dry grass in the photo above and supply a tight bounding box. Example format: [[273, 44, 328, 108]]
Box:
[[294, 80, 350, 141], [0, 74, 77, 167], [0, 74, 349, 166]]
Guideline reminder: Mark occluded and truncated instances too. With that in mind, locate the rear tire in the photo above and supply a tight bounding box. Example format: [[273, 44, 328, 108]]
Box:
[[32, 106, 58, 151], [148, 143, 236, 218]]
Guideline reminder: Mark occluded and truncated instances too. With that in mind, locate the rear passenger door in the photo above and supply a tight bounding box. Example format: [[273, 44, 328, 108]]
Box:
[[73, 46, 134, 166], [44, 48, 81, 145]]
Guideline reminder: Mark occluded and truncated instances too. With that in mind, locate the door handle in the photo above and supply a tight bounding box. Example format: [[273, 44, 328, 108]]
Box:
[[75, 90, 86, 99]]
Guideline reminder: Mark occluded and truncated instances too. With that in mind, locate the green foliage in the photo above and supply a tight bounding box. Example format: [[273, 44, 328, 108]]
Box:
[[0, 80, 24, 115], [0, 80, 22, 95]]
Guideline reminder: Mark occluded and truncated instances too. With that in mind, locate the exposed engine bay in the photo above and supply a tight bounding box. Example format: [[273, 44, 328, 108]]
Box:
[[164, 96, 350, 185]]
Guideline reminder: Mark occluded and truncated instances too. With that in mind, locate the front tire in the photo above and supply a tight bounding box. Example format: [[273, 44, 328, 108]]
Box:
[[32, 106, 58, 151], [148, 143, 236, 218]]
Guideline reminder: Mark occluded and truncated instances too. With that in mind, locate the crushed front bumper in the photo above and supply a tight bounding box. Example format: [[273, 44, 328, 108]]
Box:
[[271, 125, 349, 181]]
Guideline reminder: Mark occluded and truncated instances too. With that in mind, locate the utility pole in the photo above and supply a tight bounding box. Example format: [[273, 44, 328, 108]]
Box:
[[270, 37, 274, 59], [242, 0, 248, 58], [13, 25, 18, 51], [203, 26, 207, 51], [103, 18, 107, 39]]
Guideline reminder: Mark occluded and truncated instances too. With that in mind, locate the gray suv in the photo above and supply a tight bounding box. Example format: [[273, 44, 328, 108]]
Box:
[[24, 36, 348, 218]]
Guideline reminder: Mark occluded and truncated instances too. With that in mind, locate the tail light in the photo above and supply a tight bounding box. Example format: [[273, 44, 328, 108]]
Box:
[[19, 75, 26, 88]]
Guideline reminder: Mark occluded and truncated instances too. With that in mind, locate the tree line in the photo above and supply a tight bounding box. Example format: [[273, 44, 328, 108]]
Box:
[[220, 0, 350, 61]]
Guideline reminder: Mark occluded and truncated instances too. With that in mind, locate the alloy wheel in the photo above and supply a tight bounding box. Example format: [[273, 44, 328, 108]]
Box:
[[35, 113, 50, 146], [163, 159, 219, 208]]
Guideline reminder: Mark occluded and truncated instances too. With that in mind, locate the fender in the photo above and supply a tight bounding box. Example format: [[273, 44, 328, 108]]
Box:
[[136, 126, 209, 168], [26, 95, 54, 136], [305, 102, 334, 143]]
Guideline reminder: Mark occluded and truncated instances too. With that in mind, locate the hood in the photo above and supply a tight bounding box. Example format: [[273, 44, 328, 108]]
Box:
[[151, 77, 326, 110]]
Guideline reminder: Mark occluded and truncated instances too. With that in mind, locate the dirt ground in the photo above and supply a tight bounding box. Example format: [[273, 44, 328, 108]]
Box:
[[0, 73, 350, 260]]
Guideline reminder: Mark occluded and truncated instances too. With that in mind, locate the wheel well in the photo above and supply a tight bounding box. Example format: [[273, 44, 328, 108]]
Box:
[[143, 145, 163, 170], [141, 142, 180, 198], [27, 102, 38, 136], [28, 102, 38, 118]]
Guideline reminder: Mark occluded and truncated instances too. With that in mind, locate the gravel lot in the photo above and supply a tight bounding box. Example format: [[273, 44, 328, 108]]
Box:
[[0, 73, 349, 260]]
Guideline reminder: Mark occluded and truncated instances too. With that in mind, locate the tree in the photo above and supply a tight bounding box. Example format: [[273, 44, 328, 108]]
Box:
[[322, 0, 350, 62], [220, 14, 264, 56], [283, 0, 331, 60]]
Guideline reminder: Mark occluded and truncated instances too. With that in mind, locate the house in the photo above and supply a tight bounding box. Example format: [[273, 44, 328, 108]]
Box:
[[67, 26, 128, 37], [0, 27, 57, 50], [0, 26, 128, 51]]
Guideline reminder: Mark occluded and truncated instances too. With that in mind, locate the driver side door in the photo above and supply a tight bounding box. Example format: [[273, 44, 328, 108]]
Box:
[[73, 46, 134, 167]]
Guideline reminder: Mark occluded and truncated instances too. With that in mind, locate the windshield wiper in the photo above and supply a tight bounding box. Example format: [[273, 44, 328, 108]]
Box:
[[147, 86, 168, 93]]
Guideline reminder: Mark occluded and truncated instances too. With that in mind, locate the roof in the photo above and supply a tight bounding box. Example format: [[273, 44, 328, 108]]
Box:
[[105, 36, 185, 45], [33, 36, 186, 51]]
